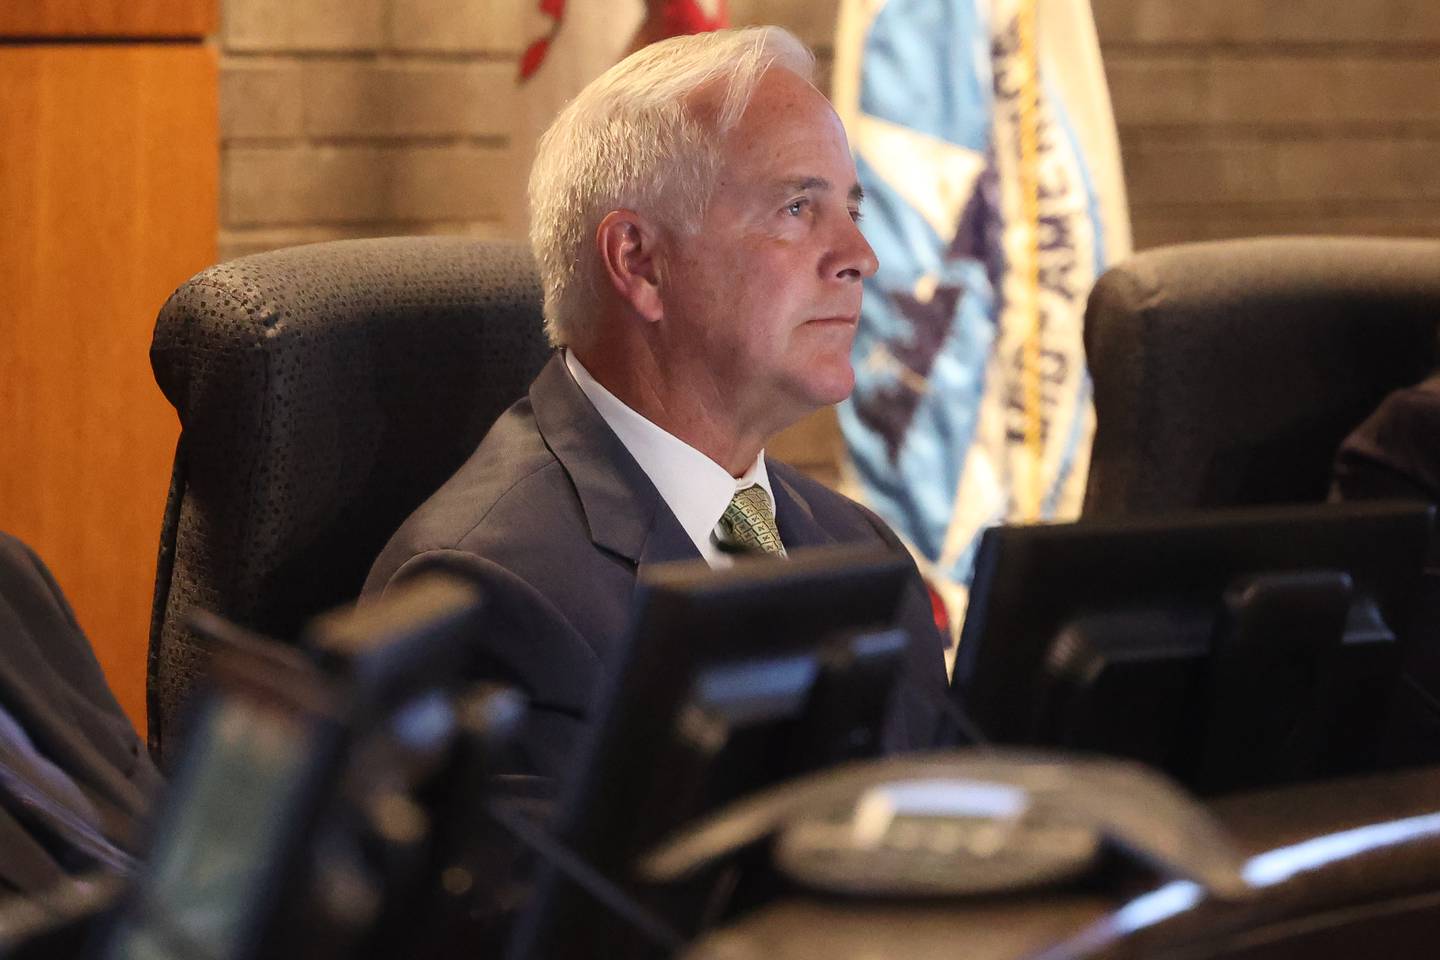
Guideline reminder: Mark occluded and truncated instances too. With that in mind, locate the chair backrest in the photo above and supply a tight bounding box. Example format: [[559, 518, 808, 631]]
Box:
[[1083, 236, 1440, 517], [148, 237, 551, 761]]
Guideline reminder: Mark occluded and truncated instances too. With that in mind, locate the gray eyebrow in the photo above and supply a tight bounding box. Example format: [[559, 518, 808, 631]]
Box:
[[779, 176, 830, 193]]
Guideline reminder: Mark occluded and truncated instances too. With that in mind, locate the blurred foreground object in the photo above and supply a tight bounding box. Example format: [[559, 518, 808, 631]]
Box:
[[99, 573, 529, 960], [684, 763, 1440, 960], [0, 532, 159, 897]]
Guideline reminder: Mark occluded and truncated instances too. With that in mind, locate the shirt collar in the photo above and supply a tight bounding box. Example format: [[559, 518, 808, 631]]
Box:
[[564, 350, 773, 567]]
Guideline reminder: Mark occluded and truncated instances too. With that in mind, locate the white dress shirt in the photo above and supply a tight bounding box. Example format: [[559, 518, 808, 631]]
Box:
[[564, 350, 775, 568]]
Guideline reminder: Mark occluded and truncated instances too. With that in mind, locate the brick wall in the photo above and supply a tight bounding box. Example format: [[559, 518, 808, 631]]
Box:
[[219, 0, 523, 260], [218, 0, 833, 261], [221, 0, 1440, 261], [1095, 0, 1440, 248]]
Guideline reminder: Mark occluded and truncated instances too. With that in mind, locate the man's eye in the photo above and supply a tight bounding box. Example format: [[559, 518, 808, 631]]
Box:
[[850, 207, 865, 223], [785, 199, 808, 217]]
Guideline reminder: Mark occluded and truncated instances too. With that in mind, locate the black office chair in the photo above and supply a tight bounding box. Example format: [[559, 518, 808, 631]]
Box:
[[1082, 236, 1440, 517], [147, 237, 552, 763]]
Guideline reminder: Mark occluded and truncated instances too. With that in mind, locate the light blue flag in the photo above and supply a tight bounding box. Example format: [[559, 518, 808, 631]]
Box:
[[833, 0, 1131, 645]]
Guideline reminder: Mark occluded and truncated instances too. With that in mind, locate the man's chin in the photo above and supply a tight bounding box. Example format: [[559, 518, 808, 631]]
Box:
[[797, 364, 856, 410]]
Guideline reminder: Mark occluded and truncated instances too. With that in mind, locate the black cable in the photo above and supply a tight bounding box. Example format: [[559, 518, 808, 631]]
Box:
[[486, 799, 686, 954], [907, 676, 992, 749]]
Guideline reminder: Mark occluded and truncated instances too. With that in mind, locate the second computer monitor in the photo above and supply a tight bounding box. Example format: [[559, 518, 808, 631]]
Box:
[[952, 501, 1434, 794]]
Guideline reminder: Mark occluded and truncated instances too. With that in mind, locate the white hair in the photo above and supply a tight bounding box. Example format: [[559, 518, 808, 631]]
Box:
[[528, 26, 816, 349]]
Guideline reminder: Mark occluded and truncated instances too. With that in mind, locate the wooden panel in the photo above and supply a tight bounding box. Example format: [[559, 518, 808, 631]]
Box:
[[0, 44, 218, 729], [0, 0, 215, 38]]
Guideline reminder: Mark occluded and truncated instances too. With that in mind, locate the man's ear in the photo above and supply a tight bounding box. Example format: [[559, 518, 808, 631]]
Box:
[[596, 209, 664, 323]]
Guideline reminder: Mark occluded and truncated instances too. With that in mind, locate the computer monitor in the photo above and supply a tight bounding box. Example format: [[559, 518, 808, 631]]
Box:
[[952, 500, 1434, 795], [508, 544, 917, 959]]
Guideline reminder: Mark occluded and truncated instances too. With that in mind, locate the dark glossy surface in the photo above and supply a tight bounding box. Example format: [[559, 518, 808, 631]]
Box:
[[685, 765, 1440, 960]]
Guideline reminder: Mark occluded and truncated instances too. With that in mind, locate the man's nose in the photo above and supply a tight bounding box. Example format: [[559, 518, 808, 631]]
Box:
[[832, 216, 880, 282]]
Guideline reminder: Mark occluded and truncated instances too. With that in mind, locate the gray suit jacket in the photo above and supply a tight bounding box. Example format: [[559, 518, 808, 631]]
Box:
[[0, 532, 162, 894], [364, 355, 947, 778]]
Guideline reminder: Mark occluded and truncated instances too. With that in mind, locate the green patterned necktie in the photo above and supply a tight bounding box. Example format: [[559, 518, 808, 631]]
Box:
[[719, 485, 787, 557]]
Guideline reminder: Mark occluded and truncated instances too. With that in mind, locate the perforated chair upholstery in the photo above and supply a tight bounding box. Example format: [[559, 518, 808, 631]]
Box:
[[1082, 236, 1440, 517], [148, 237, 551, 761]]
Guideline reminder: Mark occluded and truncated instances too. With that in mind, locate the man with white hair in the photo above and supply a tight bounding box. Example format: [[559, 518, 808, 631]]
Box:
[[366, 26, 948, 778]]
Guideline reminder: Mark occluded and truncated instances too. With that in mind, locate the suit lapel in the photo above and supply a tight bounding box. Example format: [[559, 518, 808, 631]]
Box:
[[528, 355, 699, 569], [770, 464, 838, 552]]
